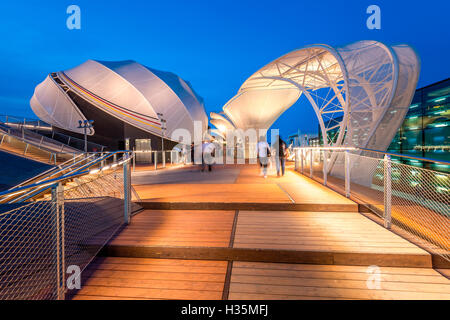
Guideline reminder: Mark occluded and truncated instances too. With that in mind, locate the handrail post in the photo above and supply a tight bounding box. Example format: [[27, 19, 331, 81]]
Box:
[[383, 154, 392, 229], [344, 150, 350, 197], [309, 149, 313, 178], [322, 150, 327, 186], [162, 151, 166, 168], [52, 182, 65, 300], [294, 149, 299, 171], [301, 149, 304, 174], [123, 156, 131, 225], [154, 151, 157, 171], [132, 150, 136, 172]]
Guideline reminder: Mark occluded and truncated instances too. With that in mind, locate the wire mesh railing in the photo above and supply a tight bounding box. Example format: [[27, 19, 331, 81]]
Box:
[[294, 147, 450, 263], [0, 153, 133, 299]]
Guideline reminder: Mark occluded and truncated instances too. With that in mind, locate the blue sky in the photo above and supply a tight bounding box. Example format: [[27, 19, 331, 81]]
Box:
[[0, 0, 449, 137]]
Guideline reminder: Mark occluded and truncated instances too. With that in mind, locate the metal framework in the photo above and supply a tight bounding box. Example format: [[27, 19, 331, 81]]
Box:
[[212, 41, 420, 153]]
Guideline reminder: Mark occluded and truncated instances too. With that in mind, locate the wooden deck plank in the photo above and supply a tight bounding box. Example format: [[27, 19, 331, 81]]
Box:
[[72, 257, 227, 300], [234, 211, 429, 257], [107, 210, 234, 248], [229, 262, 450, 300]]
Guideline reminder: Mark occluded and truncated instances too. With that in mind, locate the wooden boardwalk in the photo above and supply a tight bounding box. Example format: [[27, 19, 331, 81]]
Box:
[[72, 164, 450, 300]]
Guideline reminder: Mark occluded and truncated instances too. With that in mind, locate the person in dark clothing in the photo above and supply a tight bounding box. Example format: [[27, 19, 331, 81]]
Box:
[[190, 142, 195, 165], [276, 136, 287, 176]]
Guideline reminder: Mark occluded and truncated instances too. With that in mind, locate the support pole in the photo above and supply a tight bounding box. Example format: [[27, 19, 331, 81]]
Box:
[[344, 150, 350, 197], [301, 149, 304, 174], [383, 154, 392, 229], [53, 182, 65, 300], [124, 156, 131, 225], [309, 149, 313, 178], [162, 151, 166, 168], [322, 150, 327, 186]]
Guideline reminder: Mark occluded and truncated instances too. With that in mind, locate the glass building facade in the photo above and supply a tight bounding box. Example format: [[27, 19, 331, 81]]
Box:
[[387, 78, 450, 172]]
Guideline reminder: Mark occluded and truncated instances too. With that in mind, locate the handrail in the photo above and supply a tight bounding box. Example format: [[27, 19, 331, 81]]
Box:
[[8, 153, 86, 190], [0, 126, 79, 156], [0, 151, 132, 202], [293, 146, 450, 166], [0, 114, 107, 152]]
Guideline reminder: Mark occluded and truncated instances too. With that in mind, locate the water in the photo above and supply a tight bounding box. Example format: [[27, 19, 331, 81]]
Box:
[[0, 150, 52, 191]]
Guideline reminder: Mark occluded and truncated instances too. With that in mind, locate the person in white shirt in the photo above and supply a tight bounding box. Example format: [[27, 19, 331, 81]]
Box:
[[257, 138, 271, 178], [201, 140, 216, 172]]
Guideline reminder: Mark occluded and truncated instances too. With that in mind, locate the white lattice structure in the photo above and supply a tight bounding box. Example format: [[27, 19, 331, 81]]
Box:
[[212, 41, 420, 152]]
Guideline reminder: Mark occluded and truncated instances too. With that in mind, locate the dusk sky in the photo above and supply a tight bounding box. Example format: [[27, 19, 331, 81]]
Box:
[[0, 0, 449, 137]]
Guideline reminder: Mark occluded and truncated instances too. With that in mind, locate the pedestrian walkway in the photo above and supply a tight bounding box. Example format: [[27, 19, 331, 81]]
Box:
[[71, 164, 450, 300]]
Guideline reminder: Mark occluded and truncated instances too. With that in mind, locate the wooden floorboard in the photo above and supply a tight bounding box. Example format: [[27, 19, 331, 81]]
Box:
[[234, 211, 429, 256], [229, 262, 450, 300], [72, 257, 227, 300], [107, 210, 234, 247]]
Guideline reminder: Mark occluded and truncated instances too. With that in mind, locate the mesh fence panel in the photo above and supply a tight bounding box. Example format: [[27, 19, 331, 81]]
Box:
[[0, 201, 59, 300], [389, 162, 450, 260], [0, 168, 127, 300], [294, 148, 450, 262]]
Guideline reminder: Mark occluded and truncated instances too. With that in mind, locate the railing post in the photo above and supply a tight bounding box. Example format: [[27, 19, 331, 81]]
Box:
[[294, 149, 299, 171], [344, 150, 350, 197], [322, 150, 327, 186], [132, 150, 136, 172], [123, 156, 131, 225], [162, 151, 166, 168], [154, 151, 157, 171], [383, 154, 392, 229], [310, 149, 313, 178], [52, 182, 65, 300], [301, 149, 304, 174]]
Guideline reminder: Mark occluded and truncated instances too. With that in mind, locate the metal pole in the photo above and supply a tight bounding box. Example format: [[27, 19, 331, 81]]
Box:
[[344, 150, 350, 197], [301, 149, 304, 174], [322, 150, 327, 186], [154, 151, 157, 171], [309, 149, 313, 178], [124, 157, 131, 225], [53, 182, 65, 300], [84, 127, 87, 153], [132, 149, 136, 172], [295, 149, 298, 171], [162, 151, 166, 168], [383, 154, 392, 229]]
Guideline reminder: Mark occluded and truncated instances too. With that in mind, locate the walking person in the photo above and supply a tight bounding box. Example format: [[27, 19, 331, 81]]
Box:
[[276, 135, 287, 177], [257, 137, 271, 178], [190, 142, 195, 165], [201, 139, 215, 172]]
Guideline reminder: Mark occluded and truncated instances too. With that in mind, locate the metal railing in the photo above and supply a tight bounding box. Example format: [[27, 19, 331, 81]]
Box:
[[0, 127, 79, 165], [0, 151, 131, 204], [132, 149, 185, 171], [0, 114, 52, 131], [0, 152, 133, 300], [0, 114, 106, 153], [294, 146, 450, 263]]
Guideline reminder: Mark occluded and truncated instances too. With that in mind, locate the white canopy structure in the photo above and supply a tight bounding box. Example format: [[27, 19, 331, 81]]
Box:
[[30, 60, 208, 143], [212, 40, 420, 151]]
